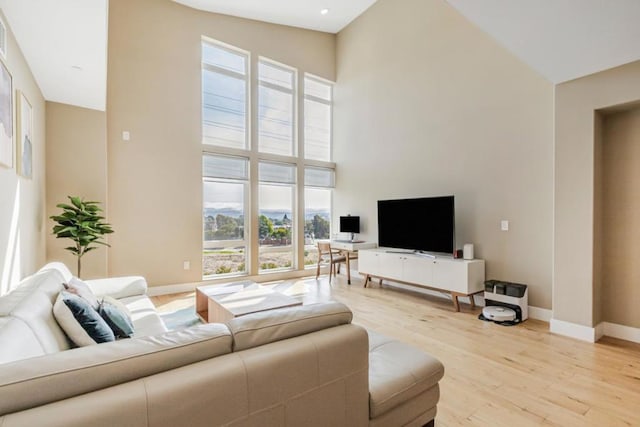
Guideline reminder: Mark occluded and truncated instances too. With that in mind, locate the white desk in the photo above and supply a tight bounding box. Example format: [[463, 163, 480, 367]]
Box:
[[330, 240, 377, 284]]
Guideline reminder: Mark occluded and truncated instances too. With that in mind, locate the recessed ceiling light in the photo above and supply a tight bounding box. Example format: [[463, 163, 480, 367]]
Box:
[[320, 8, 329, 15], [71, 65, 83, 71]]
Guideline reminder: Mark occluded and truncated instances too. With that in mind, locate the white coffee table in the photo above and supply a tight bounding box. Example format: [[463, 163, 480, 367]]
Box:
[[196, 282, 302, 323]]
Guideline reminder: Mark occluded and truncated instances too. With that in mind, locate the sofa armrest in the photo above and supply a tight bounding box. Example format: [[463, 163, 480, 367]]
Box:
[[85, 276, 147, 299], [0, 323, 232, 417]]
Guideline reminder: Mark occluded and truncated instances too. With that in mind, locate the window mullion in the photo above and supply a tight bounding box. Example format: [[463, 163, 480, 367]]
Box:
[[202, 63, 245, 80], [259, 80, 294, 94]]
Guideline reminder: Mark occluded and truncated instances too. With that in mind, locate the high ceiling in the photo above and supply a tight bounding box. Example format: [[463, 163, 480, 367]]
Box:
[[173, 0, 378, 33], [447, 0, 640, 84], [2, 0, 640, 112]]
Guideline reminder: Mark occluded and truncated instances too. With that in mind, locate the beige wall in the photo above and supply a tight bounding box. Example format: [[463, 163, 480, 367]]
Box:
[[334, 0, 554, 308], [45, 102, 107, 279], [107, 0, 335, 286], [592, 112, 603, 326], [600, 107, 640, 328], [0, 10, 46, 295], [554, 60, 640, 327]]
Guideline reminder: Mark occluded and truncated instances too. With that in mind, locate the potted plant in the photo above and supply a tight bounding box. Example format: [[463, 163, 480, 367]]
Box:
[[50, 196, 113, 278]]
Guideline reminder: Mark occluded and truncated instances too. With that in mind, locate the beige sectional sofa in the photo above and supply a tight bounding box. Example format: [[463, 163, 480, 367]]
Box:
[[0, 263, 444, 426]]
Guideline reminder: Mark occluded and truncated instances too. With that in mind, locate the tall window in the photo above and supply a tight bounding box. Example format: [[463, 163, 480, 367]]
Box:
[[304, 167, 335, 266], [258, 59, 296, 156], [201, 38, 335, 279], [259, 162, 296, 272], [304, 76, 332, 161], [203, 155, 249, 276], [202, 41, 249, 149]]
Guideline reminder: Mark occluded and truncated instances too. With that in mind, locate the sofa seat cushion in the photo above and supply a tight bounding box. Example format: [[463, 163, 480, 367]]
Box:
[[118, 295, 168, 337], [368, 331, 444, 419]]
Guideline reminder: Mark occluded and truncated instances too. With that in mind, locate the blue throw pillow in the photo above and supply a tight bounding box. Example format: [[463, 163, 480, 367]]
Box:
[[98, 299, 134, 339], [61, 292, 115, 343]]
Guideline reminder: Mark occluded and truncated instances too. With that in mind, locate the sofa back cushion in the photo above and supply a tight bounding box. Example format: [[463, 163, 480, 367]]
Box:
[[228, 301, 353, 351], [37, 262, 73, 283], [0, 269, 71, 358], [0, 323, 232, 416], [0, 318, 46, 364]]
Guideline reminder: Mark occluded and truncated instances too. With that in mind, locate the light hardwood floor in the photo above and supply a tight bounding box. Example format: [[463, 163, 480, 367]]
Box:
[[151, 273, 640, 427]]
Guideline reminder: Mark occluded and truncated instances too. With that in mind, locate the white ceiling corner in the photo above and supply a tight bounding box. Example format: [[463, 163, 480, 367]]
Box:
[[0, 0, 108, 111], [446, 0, 640, 83]]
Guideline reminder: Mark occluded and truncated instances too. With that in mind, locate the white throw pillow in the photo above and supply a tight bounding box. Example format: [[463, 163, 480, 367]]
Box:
[[64, 277, 100, 309]]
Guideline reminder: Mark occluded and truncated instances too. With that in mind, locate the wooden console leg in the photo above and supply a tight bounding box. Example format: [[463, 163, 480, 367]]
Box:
[[469, 294, 476, 309], [451, 292, 461, 312], [364, 274, 370, 288]]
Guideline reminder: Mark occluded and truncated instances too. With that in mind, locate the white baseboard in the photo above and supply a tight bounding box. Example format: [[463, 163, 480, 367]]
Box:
[[147, 282, 198, 296], [601, 322, 640, 344], [547, 318, 640, 344], [528, 306, 552, 322], [550, 318, 598, 342]]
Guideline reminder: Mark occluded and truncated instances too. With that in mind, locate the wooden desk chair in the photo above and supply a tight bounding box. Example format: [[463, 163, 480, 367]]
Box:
[[315, 242, 346, 283]]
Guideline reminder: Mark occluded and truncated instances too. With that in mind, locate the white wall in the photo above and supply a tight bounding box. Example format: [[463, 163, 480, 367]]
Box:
[[334, 0, 554, 308], [0, 9, 47, 294]]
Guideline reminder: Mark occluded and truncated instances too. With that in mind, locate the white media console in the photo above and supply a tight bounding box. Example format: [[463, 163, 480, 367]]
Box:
[[358, 248, 485, 312]]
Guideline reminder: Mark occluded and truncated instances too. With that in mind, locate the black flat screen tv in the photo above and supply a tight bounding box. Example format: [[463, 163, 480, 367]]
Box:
[[377, 196, 455, 254], [340, 216, 360, 233]]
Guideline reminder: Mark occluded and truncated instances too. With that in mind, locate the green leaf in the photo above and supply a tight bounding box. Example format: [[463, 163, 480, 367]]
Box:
[[69, 196, 83, 207], [51, 196, 113, 263]]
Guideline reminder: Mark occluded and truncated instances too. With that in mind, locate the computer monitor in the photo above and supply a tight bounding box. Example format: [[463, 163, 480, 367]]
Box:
[[340, 216, 360, 241]]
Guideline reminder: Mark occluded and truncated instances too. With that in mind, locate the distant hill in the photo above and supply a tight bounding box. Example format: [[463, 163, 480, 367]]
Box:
[[204, 208, 329, 221]]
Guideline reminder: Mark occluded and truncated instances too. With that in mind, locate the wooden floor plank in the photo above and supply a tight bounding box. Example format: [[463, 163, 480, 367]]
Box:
[[151, 274, 640, 426]]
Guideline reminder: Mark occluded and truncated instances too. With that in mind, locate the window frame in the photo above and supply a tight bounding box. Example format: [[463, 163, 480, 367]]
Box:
[[201, 37, 251, 150], [200, 37, 336, 280], [202, 153, 251, 278], [303, 73, 333, 162], [257, 57, 298, 157]]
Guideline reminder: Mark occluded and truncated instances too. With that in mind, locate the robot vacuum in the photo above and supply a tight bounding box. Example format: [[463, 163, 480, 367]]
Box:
[[481, 306, 517, 322]]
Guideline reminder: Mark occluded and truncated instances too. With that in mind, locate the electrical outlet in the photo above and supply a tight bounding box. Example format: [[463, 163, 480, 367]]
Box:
[[501, 220, 509, 231], [183, 261, 190, 270], [122, 131, 130, 141]]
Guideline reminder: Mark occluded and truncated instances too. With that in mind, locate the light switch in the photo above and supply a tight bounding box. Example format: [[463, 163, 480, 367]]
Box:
[[501, 220, 509, 231], [183, 261, 190, 270], [122, 131, 130, 141]]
